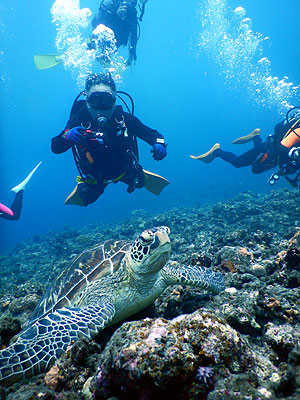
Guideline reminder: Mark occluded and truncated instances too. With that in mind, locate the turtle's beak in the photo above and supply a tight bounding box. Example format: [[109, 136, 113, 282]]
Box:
[[146, 239, 171, 274]]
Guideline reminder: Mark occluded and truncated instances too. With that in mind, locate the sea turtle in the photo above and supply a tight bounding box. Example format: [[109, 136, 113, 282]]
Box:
[[0, 226, 225, 386]]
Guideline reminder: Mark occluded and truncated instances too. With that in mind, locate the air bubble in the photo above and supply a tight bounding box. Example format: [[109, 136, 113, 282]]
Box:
[[192, 0, 300, 115], [234, 6, 246, 17], [51, 0, 126, 88]]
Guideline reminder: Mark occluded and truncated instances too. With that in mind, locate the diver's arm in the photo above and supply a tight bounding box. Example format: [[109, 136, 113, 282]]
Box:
[[124, 113, 166, 146], [51, 131, 72, 154], [128, 17, 138, 62], [92, 0, 116, 28], [52, 100, 86, 154]]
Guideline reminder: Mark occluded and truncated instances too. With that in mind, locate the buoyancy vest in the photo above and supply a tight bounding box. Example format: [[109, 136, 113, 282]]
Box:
[[266, 115, 300, 188], [71, 105, 139, 181]]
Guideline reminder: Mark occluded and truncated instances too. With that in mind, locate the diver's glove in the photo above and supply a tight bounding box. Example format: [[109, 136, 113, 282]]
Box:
[[64, 127, 85, 145], [288, 147, 300, 161], [151, 143, 167, 161]]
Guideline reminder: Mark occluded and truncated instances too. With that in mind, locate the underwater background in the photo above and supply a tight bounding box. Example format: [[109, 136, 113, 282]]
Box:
[[1, 0, 300, 250]]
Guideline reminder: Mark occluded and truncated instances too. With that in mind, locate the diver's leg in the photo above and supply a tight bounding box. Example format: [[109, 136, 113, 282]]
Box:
[[135, 167, 145, 189], [276, 143, 291, 164], [121, 165, 145, 193], [10, 190, 24, 220], [191, 140, 267, 168], [0, 191, 24, 221], [77, 182, 107, 206], [215, 147, 264, 168], [251, 139, 279, 174]]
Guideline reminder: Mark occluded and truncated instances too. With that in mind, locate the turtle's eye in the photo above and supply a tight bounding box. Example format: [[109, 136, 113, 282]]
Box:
[[162, 226, 170, 235]]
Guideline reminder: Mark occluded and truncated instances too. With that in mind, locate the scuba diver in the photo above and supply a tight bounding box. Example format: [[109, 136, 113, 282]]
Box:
[[51, 72, 168, 207], [91, 0, 148, 66], [190, 108, 300, 189], [0, 162, 42, 221], [34, 0, 149, 70]]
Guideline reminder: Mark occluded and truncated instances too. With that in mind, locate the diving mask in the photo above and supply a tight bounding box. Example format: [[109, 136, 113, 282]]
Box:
[[87, 91, 116, 111], [117, 0, 136, 19]]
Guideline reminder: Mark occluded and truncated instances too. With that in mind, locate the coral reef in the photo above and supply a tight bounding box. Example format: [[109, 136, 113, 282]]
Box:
[[91, 311, 257, 399], [1, 189, 300, 399]]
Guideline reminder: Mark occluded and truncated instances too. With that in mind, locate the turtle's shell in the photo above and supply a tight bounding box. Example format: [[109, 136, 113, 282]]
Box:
[[30, 239, 130, 322]]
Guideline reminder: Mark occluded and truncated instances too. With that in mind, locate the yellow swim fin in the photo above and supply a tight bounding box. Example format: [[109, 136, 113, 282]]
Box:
[[65, 184, 85, 206], [34, 54, 64, 70], [143, 170, 170, 196], [65, 172, 169, 203]]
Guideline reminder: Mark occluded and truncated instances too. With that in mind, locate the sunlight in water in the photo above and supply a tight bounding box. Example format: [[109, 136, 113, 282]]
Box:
[[0, 0, 12, 89], [192, 0, 300, 115], [51, 0, 126, 88]]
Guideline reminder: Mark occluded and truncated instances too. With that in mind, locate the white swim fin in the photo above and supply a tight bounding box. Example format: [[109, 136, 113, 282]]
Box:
[[11, 161, 42, 193]]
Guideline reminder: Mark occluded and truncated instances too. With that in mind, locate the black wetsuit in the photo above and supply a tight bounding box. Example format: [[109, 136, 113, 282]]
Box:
[[0, 191, 23, 221], [51, 101, 165, 205], [92, 1, 138, 59], [214, 119, 296, 174]]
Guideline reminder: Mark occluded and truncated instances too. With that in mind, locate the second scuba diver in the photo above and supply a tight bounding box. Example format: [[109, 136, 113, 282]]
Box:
[[190, 108, 300, 189], [51, 72, 167, 207], [34, 0, 149, 70], [91, 0, 149, 66]]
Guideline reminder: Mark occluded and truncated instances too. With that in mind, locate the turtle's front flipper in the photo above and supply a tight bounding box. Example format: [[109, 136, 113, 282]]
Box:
[[163, 263, 225, 294], [0, 301, 115, 386]]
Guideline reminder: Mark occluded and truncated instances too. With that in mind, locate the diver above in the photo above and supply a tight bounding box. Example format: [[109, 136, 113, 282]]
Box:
[[190, 108, 300, 189], [51, 72, 167, 207], [91, 0, 148, 65]]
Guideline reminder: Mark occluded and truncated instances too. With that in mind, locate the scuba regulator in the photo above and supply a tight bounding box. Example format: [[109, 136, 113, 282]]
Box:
[[70, 89, 135, 151]]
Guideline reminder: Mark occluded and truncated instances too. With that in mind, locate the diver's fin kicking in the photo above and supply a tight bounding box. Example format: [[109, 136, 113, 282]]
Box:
[[143, 170, 170, 196], [34, 55, 64, 70], [232, 128, 260, 144], [65, 172, 169, 205], [11, 162, 42, 193], [65, 184, 85, 207], [190, 143, 220, 163]]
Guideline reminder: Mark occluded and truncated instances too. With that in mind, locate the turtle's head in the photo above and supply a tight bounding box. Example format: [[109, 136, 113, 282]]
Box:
[[129, 226, 171, 275]]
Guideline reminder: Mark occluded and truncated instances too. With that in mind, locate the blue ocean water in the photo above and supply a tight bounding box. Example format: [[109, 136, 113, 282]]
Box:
[[1, 0, 300, 250]]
